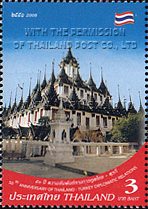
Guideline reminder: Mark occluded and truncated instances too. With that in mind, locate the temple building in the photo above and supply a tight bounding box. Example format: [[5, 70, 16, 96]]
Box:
[[2, 47, 144, 141]]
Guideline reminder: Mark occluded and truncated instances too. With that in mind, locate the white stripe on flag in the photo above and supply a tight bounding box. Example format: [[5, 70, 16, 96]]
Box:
[[115, 13, 134, 18], [115, 19, 134, 24]]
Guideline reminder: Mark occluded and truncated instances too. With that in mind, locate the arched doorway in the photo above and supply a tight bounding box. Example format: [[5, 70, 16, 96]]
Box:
[[61, 129, 66, 142]]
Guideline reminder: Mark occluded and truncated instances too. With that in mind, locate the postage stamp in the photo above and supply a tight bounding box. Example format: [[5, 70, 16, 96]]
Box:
[[1, 1, 147, 207]]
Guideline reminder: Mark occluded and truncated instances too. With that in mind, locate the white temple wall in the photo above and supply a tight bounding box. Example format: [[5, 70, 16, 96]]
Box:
[[18, 114, 21, 126], [76, 88, 80, 98], [27, 112, 30, 125], [10, 118, 12, 127], [49, 109, 52, 120], [33, 111, 36, 124], [35, 110, 40, 124], [17, 115, 19, 127], [59, 85, 65, 99], [20, 114, 24, 126], [65, 64, 77, 78], [72, 113, 77, 127], [13, 116, 18, 128], [30, 112, 34, 124], [12, 117, 15, 127], [21, 114, 25, 126], [69, 87, 73, 96], [81, 114, 86, 131], [90, 115, 96, 129], [24, 113, 29, 127], [100, 116, 104, 130], [65, 64, 70, 76], [24, 114, 27, 126], [82, 90, 87, 101], [44, 110, 48, 117], [38, 108, 42, 118], [108, 118, 113, 130], [13, 117, 17, 128], [58, 85, 61, 95], [56, 82, 109, 105], [43, 109, 46, 117], [58, 86, 61, 97]]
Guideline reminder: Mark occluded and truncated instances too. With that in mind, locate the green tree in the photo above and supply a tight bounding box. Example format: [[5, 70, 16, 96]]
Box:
[[38, 116, 50, 126], [108, 112, 145, 146], [32, 116, 51, 141]]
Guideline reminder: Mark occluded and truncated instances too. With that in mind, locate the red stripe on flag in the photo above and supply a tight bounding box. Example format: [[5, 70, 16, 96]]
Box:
[[115, 11, 133, 16], [115, 21, 134, 26]]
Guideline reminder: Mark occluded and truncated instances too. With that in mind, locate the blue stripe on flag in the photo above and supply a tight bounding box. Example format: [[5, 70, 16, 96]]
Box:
[[115, 16, 134, 22]]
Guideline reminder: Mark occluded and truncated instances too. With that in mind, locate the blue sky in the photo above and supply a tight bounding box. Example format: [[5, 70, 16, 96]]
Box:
[[2, 2, 146, 110]]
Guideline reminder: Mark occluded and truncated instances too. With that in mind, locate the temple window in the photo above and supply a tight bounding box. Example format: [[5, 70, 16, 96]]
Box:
[[86, 117, 90, 129], [64, 85, 69, 94], [100, 95, 103, 102], [94, 93, 97, 101], [80, 89, 84, 98], [77, 112, 81, 125], [28, 112, 31, 122], [103, 117, 107, 128], [35, 111, 38, 122], [40, 109, 43, 117], [87, 94, 90, 101], [65, 111, 70, 119], [19, 115, 21, 124], [112, 118, 115, 126], [96, 115, 100, 127], [62, 129, 66, 141], [67, 65, 70, 75], [52, 109, 57, 120], [53, 130, 55, 138], [55, 86, 58, 93]]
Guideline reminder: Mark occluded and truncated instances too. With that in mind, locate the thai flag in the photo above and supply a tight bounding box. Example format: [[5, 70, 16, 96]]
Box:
[[115, 12, 134, 26]]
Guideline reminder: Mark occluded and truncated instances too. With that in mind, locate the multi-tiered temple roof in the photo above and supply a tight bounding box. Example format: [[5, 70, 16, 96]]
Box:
[[3, 47, 144, 122]]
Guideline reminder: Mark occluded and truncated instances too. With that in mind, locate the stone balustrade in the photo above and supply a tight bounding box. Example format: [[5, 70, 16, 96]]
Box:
[[2, 139, 138, 160]]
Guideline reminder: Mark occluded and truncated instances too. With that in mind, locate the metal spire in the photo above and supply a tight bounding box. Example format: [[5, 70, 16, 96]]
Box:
[[15, 87, 17, 103], [123, 96, 126, 109], [118, 84, 121, 101], [44, 64, 47, 80], [68, 33, 71, 48], [90, 62, 92, 78], [105, 80, 107, 88], [138, 91, 142, 107], [52, 59, 55, 73], [9, 91, 12, 108], [18, 83, 24, 101], [37, 70, 39, 85], [101, 67, 103, 81], [39, 70, 41, 85], [128, 88, 132, 102], [139, 91, 141, 101], [29, 77, 32, 95], [138, 91, 144, 114], [22, 83, 24, 100]]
